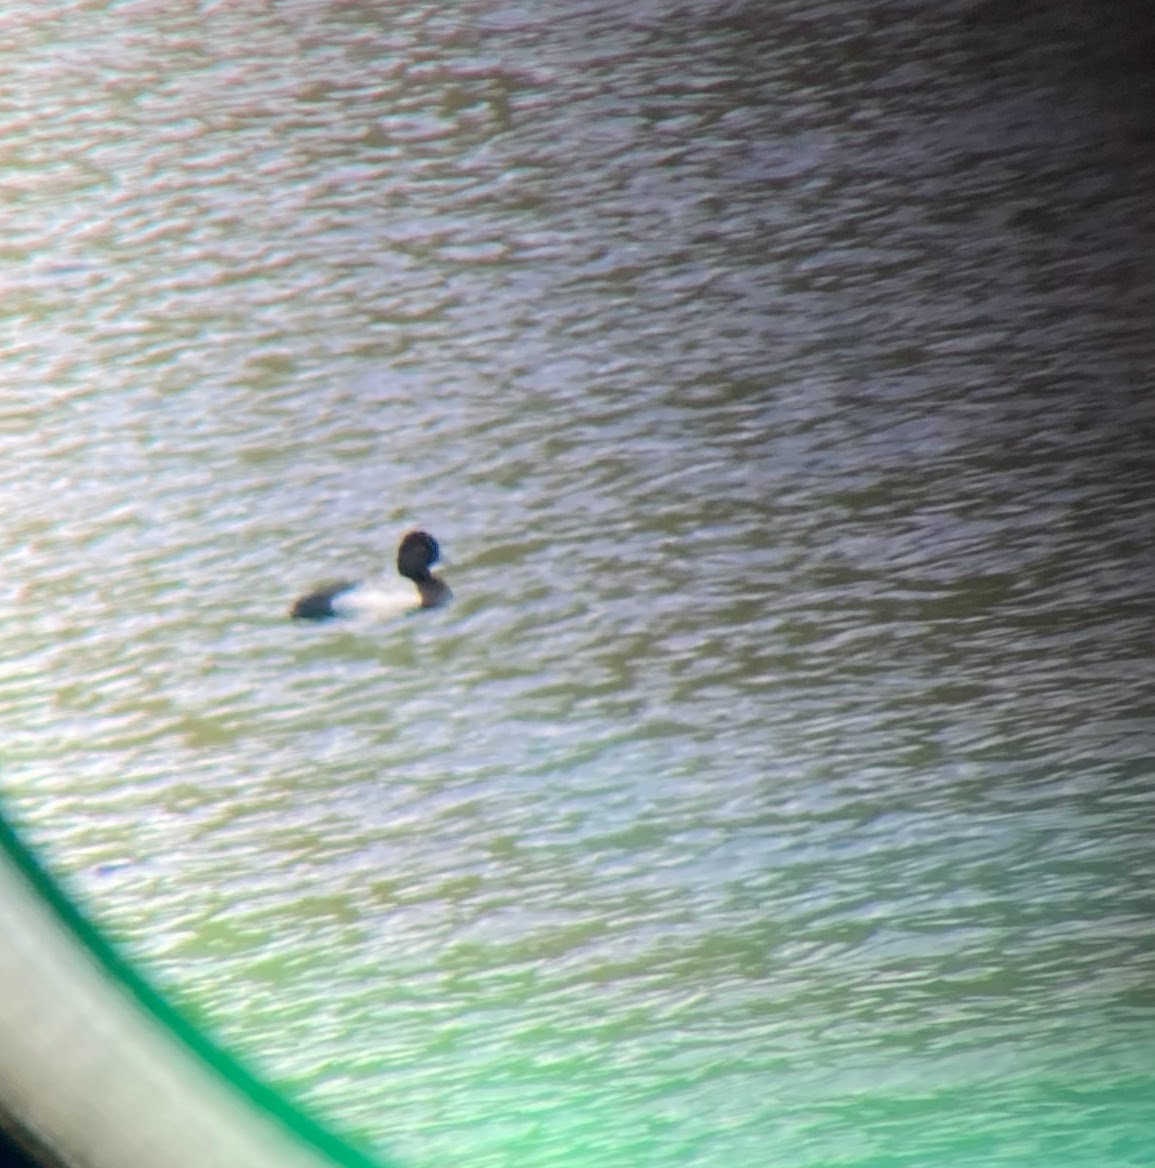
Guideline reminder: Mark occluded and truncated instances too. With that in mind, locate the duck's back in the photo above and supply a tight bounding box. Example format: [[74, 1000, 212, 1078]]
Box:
[[289, 579, 423, 621], [289, 581, 357, 621]]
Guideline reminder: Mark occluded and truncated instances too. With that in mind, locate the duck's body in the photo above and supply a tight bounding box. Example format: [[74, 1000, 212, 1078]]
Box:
[[290, 530, 451, 621], [287, 579, 362, 621]]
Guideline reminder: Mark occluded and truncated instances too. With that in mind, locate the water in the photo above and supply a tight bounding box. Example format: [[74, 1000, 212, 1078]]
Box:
[[2, 2, 1155, 1165]]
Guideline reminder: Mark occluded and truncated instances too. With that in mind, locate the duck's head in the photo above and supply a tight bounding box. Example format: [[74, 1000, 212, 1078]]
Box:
[[397, 530, 441, 581]]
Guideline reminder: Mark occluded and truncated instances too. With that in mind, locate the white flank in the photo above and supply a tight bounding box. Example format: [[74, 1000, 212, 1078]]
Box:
[[330, 582, 419, 621]]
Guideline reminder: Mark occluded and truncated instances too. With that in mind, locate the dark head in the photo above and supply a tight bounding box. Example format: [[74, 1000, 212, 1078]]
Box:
[[397, 530, 441, 582], [397, 530, 451, 609]]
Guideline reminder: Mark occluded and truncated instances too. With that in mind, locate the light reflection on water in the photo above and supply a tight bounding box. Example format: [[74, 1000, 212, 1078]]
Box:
[[2, 2, 1154, 1165]]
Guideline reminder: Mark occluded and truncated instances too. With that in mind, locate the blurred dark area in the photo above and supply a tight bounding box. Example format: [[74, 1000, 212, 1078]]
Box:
[[960, 0, 1155, 140], [0, 1112, 66, 1168]]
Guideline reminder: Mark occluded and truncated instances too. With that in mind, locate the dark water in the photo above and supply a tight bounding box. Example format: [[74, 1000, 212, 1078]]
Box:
[[1, 2, 1154, 1165]]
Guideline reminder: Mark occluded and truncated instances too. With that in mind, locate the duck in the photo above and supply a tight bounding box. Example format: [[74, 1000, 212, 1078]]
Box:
[[290, 530, 452, 621]]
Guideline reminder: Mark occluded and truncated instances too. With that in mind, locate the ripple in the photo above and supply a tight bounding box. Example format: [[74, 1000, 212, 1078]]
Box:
[[3, 3, 1155, 1167]]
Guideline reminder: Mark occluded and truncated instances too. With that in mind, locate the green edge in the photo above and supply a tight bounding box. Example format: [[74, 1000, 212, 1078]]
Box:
[[0, 809, 399, 1168]]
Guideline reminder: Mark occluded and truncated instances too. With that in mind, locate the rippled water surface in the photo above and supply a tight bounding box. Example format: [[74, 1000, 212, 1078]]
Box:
[[3, 2, 1155, 1165]]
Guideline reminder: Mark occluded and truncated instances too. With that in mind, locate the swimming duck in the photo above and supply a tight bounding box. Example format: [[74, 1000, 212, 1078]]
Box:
[[290, 530, 451, 621]]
